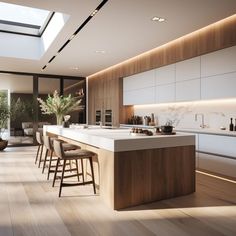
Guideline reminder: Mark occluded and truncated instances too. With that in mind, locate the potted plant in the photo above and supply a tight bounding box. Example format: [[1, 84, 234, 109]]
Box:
[[0, 92, 10, 150], [37, 90, 83, 125]]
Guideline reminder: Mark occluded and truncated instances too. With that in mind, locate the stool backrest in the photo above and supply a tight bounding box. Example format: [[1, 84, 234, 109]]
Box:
[[44, 135, 53, 151], [36, 131, 43, 145], [53, 139, 64, 159]]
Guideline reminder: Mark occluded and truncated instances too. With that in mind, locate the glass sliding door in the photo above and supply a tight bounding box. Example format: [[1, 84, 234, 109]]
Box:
[[0, 73, 86, 146], [0, 89, 10, 140], [0, 73, 34, 146]]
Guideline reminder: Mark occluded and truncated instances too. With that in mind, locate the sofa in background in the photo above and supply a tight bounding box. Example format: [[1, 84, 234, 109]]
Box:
[[22, 122, 51, 136]]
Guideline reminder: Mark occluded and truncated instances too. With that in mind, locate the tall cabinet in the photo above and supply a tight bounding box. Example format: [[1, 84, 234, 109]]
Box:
[[88, 76, 132, 126]]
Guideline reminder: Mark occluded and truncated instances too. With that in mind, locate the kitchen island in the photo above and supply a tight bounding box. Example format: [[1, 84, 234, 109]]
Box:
[[44, 125, 196, 210]]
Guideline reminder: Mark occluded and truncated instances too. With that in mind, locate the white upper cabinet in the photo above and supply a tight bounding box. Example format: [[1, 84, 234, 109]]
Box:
[[201, 71, 236, 99], [155, 83, 175, 103], [176, 57, 200, 82], [123, 87, 155, 105], [176, 78, 200, 102], [123, 69, 155, 105], [123, 69, 155, 91], [201, 45, 236, 77], [155, 64, 175, 103], [123, 46, 236, 105], [156, 64, 175, 85]]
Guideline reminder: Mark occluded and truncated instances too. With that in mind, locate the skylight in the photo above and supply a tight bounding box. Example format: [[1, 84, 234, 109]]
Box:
[[0, 2, 53, 36]]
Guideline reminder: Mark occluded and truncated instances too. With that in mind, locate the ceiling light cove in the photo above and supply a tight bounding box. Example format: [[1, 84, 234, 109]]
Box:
[[152, 16, 166, 22]]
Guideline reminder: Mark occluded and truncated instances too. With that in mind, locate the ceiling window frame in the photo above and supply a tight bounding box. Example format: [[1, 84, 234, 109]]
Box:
[[0, 5, 54, 37]]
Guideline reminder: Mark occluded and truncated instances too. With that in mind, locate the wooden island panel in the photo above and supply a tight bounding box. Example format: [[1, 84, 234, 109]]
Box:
[[114, 145, 195, 209]]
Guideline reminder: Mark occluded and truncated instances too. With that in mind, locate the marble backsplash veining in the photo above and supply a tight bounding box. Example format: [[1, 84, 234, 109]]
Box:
[[133, 99, 236, 130]]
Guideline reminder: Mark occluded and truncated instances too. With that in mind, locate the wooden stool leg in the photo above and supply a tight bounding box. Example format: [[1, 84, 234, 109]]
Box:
[[47, 150, 53, 180], [35, 145, 40, 164], [75, 159, 80, 182], [59, 159, 67, 197], [52, 158, 60, 187], [42, 149, 48, 173], [89, 157, 96, 194], [38, 145, 44, 168], [81, 159, 85, 183], [69, 160, 72, 172]]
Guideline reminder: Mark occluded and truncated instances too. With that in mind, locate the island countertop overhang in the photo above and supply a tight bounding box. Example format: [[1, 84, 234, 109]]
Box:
[[44, 125, 195, 152]]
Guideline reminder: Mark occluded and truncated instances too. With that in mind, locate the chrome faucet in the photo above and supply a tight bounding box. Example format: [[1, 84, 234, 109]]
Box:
[[195, 113, 207, 128]]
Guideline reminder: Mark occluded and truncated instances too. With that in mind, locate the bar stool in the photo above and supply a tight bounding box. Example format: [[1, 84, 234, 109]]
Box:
[[42, 135, 79, 180], [35, 131, 44, 168], [53, 139, 96, 197]]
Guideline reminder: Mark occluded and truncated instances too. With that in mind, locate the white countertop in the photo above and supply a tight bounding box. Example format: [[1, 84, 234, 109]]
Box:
[[120, 124, 236, 137], [175, 128, 236, 137], [44, 125, 195, 152]]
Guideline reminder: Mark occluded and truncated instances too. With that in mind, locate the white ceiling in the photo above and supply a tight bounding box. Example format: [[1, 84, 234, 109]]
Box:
[[0, 0, 236, 77]]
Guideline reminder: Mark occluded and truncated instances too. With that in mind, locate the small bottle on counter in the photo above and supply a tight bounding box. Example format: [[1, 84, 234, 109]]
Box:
[[229, 118, 234, 131], [234, 118, 236, 131]]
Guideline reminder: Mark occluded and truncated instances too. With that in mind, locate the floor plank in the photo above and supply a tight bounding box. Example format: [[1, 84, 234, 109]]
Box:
[[0, 147, 235, 236]]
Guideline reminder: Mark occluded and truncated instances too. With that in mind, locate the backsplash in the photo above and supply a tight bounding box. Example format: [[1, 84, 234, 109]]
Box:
[[133, 99, 236, 130]]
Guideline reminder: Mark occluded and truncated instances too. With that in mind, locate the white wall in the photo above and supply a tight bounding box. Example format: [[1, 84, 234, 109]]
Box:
[[133, 99, 236, 130]]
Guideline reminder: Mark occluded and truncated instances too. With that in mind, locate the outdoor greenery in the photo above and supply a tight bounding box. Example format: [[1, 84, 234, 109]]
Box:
[[37, 90, 82, 125], [0, 91, 10, 140], [10, 97, 33, 122]]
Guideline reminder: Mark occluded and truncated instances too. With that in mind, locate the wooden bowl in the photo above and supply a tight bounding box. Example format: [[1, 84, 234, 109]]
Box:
[[161, 125, 173, 134]]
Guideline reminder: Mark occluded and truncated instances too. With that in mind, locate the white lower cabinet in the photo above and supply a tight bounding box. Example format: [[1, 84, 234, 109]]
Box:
[[198, 134, 236, 157], [198, 152, 236, 178], [197, 133, 236, 178], [179, 131, 236, 178]]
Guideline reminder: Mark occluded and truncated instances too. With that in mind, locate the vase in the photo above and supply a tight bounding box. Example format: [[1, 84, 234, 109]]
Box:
[[56, 114, 63, 125]]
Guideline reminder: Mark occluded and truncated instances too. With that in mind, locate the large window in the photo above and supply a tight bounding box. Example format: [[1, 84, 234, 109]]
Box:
[[0, 73, 85, 146], [0, 2, 53, 36]]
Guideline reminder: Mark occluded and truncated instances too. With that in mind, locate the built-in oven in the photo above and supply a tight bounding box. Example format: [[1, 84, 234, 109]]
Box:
[[104, 109, 112, 126], [95, 110, 101, 125]]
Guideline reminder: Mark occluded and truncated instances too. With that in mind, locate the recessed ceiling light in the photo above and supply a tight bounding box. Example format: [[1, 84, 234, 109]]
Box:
[[158, 17, 165, 22], [91, 9, 98, 16], [152, 16, 165, 22], [95, 50, 106, 54], [70, 67, 79, 70], [69, 34, 76, 41]]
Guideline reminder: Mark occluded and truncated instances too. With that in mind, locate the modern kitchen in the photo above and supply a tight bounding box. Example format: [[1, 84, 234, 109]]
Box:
[[0, 1, 236, 236]]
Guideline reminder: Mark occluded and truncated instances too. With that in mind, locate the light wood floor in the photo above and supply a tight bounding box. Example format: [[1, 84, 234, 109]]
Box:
[[0, 146, 236, 236]]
